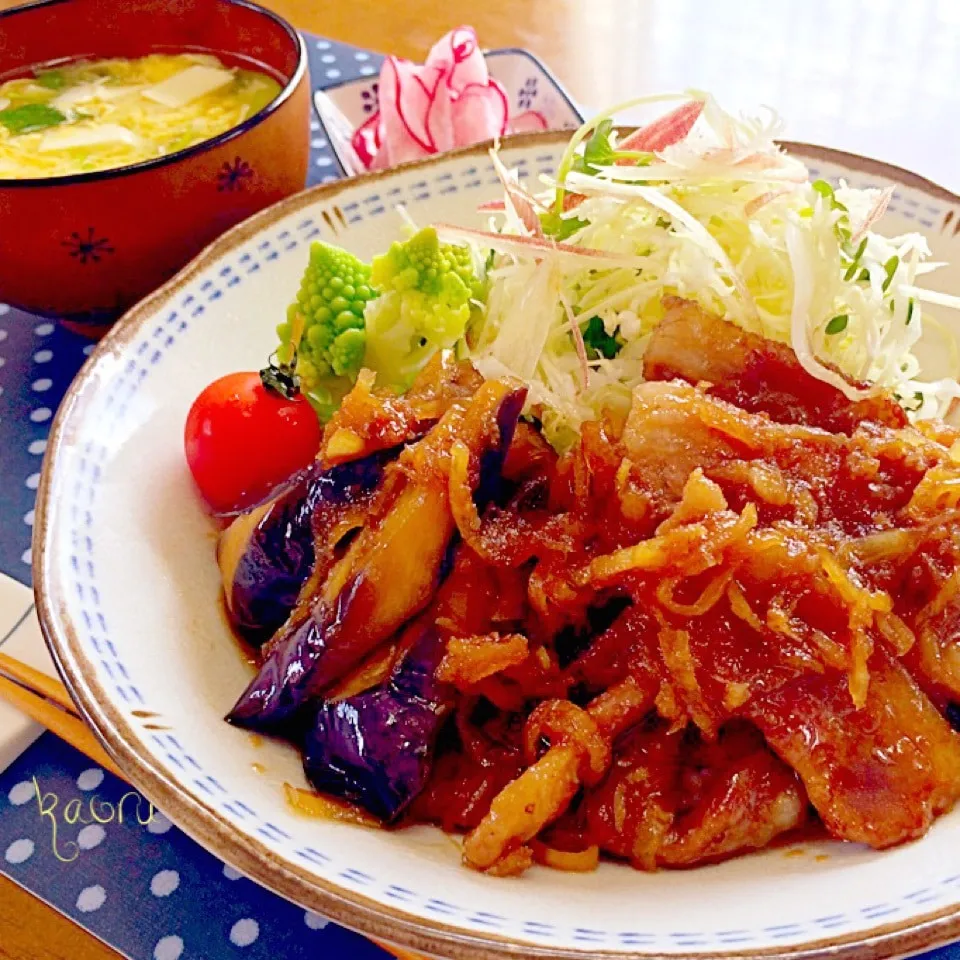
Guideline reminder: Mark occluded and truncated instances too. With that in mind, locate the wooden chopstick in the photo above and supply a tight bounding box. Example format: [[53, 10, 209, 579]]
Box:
[[0, 651, 77, 714], [0, 655, 124, 779], [375, 946, 424, 960], [0, 652, 430, 960]]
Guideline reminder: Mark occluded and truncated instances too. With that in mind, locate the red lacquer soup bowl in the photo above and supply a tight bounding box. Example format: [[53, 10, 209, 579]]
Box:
[[0, 0, 310, 330]]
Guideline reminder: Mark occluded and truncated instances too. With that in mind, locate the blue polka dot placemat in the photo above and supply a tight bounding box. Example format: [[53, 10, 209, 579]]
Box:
[[0, 736, 388, 959], [0, 33, 394, 960]]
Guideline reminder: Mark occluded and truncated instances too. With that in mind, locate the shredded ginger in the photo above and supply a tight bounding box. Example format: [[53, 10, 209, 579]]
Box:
[[448, 92, 960, 449]]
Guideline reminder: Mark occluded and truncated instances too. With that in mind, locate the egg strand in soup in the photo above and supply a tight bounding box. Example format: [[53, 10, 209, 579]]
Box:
[[0, 53, 282, 179]]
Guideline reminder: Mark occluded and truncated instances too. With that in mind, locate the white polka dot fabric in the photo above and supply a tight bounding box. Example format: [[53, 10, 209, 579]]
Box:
[[76, 884, 107, 913], [0, 33, 394, 960], [5, 837, 34, 865], [77, 824, 106, 850], [77, 767, 104, 791]]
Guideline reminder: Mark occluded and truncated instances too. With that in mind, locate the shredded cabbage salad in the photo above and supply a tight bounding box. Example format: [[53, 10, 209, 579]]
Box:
[[425, 93, 960, 450]]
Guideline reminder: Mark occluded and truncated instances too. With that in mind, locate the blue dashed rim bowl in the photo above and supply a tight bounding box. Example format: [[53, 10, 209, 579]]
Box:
[[32, 130, 960, 960]]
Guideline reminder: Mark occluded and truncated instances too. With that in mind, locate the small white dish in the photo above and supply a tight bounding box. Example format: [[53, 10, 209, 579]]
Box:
[[34, 132, 960, 960], [314, 48, 584, 176]]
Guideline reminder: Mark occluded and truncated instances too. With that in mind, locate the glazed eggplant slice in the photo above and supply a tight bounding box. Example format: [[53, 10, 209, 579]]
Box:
[[302, 623, 453, 821], [218, 452, 395, 644], [227, 379, 527, 732], [227, 479, 455, 731], [301, 535, 517, 821]]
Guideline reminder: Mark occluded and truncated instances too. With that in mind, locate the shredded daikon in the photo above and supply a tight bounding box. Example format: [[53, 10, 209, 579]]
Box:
[[437, 92, 960, 448], [785, 222, 872, 401]]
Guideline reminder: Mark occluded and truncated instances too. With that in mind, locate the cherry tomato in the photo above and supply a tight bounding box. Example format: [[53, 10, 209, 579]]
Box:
[[184, 372, 322, 514]]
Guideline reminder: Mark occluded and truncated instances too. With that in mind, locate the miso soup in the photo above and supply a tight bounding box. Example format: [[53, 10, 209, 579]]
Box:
[[0, 53, 283, 179]]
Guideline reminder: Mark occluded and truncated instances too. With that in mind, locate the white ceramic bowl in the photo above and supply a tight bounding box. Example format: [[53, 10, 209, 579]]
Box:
[[35, 131, 960, 960], [314, 48, 584, 176]]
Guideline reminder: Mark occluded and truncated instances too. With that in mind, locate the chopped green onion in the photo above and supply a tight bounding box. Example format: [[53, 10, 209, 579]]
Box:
[[582, 315, 621, 359], [843, 237, 869, 281], [896, 390, 925, 412], [35, 70, 65, 90], [540, 211, 589, 241], [0, 102, 67, 134], [825, 314, 849, 335], [812, 179, 834, 200], [882, 255, 899, 293]]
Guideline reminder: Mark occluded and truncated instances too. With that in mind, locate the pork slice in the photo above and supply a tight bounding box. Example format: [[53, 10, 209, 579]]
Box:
[[643, 297, 906, 433], [658, 748, 806, 867], [747, 651, 960, 848]]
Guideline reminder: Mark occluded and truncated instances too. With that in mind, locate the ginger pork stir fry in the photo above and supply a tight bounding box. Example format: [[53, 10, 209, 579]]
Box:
[[219, 299, 960, 876]]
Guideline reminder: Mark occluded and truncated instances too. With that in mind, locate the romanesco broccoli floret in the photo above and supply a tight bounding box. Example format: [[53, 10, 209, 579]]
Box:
[[363, 227, 483, 389], [277, 241, 377, 418]]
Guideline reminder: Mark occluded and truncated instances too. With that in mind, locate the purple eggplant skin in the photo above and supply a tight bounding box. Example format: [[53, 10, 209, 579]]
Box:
[[219, 451, 396, 645], [301, 624, 452, 822], [227, 381, 527, 734], [475, 387, 528, 511], [227, 480, 455, 732]]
